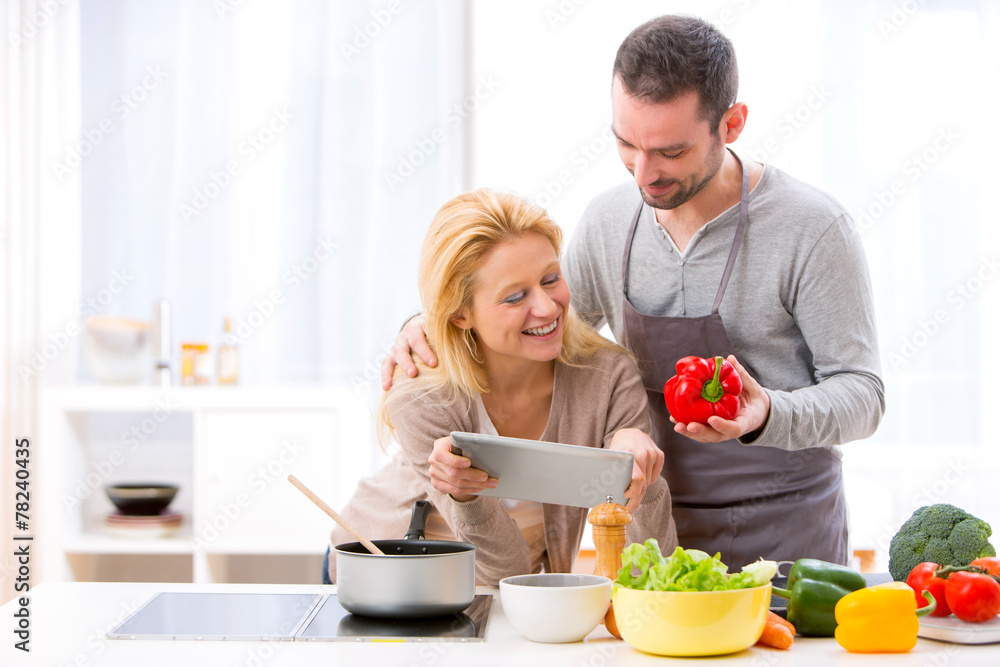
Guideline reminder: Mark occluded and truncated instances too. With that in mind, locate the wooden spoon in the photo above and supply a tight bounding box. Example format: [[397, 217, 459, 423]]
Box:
[[288, 474, 385, 556]]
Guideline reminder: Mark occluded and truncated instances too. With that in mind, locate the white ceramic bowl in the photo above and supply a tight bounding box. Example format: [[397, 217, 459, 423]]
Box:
[[499, 573, 612, 643], [83, 317, 152, 384]]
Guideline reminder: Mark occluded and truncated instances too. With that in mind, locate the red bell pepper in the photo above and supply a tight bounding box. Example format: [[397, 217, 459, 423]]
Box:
[[663, 355, 742, 424]]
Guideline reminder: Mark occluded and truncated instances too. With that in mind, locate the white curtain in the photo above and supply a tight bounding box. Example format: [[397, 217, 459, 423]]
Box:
[[1, 0, 466, 599], [1, 0, 82, 605], [76, 0, 466, 394]]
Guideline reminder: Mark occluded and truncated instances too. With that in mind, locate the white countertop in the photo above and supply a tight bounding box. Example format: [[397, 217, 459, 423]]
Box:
[[2, 582, 997, 666]]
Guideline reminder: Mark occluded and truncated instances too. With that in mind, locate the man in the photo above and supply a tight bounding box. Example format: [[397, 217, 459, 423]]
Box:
[[384, 15, 884, 567]]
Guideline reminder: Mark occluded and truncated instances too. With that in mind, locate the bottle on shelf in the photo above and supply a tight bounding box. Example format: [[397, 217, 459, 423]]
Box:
[[217, 317, 239, 385], [194, 344, 213, 385], [180, 344, 197, 385]]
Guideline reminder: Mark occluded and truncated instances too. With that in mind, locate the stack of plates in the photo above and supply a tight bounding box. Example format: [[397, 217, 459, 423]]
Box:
[[105, 511, 183, 538]]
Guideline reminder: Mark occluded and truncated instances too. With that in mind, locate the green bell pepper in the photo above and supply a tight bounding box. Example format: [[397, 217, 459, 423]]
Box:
[[771, 558, 867, 636]]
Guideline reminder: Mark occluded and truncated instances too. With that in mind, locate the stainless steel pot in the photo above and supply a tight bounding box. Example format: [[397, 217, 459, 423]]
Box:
[[335, 500, 477, 618]]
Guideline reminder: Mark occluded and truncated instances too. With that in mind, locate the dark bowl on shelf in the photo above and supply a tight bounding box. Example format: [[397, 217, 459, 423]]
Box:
[[105, 484, 179, 516]]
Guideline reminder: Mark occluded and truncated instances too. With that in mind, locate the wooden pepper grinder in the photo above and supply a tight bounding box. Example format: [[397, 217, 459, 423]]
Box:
[[588, 495, 632, 639]]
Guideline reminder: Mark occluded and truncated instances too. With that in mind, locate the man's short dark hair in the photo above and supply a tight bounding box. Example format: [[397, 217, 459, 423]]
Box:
[[613, 15, 738, 129]]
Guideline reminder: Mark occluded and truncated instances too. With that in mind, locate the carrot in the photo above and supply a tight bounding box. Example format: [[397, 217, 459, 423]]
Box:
[[755, 611, 795, 650]]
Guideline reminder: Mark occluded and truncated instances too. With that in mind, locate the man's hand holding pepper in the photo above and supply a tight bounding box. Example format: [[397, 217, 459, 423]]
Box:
[[671, 355, 771, 443]]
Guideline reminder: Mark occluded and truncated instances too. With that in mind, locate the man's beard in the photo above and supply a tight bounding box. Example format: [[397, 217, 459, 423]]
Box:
[[640, 140, 726, 210]]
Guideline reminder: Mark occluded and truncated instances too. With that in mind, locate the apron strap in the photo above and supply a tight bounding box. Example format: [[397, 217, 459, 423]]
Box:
[[711, 151, 749, 315], [621, 201, 645, 293], [622, 149, 750, 312]]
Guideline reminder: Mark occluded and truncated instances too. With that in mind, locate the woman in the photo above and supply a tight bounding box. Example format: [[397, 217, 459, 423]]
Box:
[[328, 188, 677, 586]]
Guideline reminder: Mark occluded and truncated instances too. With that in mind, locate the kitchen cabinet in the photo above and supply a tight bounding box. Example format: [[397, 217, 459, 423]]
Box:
[[37, 385, 378, 584]]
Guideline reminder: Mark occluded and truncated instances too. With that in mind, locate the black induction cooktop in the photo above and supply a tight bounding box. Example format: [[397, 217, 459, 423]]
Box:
[[299, 594, 492, 642]]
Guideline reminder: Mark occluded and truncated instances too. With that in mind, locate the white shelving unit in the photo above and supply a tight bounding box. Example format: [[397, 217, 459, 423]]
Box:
[[38, 385, 379, 584]]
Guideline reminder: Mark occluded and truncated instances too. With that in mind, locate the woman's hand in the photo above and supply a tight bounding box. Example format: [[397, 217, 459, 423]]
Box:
[[427, 435, 498, 502], [672, 355, 771, 442], [381, 314, 436, 390], [608, 428, 664, 512]]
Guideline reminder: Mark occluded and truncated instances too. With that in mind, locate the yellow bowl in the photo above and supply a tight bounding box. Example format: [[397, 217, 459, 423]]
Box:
[[613, 583, 771, 657]]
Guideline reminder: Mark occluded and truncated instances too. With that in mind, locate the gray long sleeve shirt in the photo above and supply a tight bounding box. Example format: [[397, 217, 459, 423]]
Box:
[[563, 164, 885, 453]]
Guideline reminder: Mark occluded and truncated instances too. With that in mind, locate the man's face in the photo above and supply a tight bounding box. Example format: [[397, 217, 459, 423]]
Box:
[[611, 78, 726, 210]]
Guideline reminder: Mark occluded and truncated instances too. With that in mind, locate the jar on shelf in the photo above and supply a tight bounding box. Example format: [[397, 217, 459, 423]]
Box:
[[181, 343, 212, 385]]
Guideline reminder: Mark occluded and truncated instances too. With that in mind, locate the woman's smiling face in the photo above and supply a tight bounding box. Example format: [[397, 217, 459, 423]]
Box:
[[453, 232, 570, 369]]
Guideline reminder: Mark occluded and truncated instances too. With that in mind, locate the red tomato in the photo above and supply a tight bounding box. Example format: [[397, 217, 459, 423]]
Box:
[[944, 571, 1000, 623], [971, 557, 1000, 578], [906, 562, 952, 617]]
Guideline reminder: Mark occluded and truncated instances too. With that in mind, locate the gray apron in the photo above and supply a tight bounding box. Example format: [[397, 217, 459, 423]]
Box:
[[620, 152, 848, 567]]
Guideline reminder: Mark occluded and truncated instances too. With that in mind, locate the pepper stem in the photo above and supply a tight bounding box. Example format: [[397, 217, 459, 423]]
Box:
[[701, 356, 726, 403], [771, 586, 791, 599], [916, 590, 937, 617]]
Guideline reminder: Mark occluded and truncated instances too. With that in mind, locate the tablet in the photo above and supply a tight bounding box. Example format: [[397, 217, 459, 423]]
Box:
[[449, 431, 634, 508]]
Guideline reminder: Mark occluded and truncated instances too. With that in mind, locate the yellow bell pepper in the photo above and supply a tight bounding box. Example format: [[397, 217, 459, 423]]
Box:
[[834, 582, 935, 653]]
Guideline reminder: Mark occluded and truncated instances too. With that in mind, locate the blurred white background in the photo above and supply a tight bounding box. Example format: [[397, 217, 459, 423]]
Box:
[[3, 0, 998, 589]]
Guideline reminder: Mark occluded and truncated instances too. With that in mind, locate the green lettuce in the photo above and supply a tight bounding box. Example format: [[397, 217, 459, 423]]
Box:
[[616, 540, 777, 592]]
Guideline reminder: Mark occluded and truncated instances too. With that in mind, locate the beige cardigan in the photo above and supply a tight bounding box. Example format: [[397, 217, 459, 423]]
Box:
[[328, 347, 678, 586]]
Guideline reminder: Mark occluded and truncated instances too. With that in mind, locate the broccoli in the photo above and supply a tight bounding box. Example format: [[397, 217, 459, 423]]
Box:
[[888, 503, 996, 581]]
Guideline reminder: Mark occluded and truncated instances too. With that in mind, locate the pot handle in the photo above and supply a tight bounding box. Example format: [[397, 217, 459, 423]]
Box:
[[403, 500, 432, 540]]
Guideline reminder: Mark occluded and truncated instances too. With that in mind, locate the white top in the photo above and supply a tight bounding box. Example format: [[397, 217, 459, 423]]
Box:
[[424, 396, 547, 572]]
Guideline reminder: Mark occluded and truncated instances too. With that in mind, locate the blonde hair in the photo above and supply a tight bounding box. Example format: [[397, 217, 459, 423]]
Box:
[[377, 188, 624, 446]]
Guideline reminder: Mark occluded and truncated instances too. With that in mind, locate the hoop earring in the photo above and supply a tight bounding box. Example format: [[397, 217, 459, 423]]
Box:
[[463, 329, 483, 364]]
